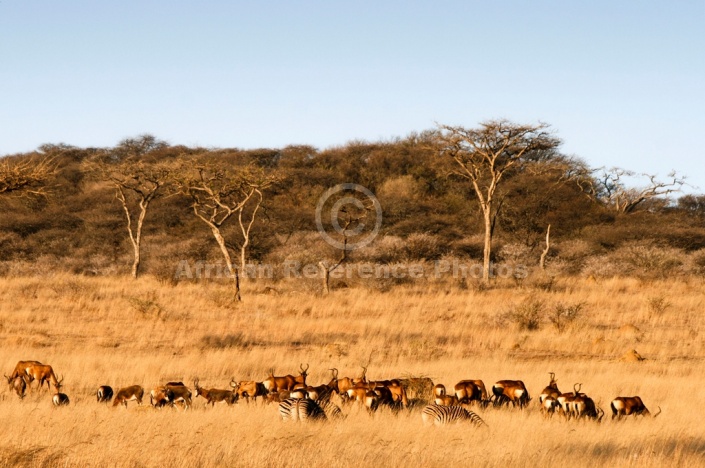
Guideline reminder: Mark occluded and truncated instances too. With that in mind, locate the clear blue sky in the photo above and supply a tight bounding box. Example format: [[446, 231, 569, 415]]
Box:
[[1, 1, 703, 192]]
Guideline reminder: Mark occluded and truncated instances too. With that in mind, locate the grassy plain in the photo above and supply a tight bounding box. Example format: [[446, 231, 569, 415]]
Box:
[[1, 274, 704, 467]]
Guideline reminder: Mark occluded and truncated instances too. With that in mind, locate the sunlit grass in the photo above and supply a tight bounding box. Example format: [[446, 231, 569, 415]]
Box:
[[1, 274, 703, 466]]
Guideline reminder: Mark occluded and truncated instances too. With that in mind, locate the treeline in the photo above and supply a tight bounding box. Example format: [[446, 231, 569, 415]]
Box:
[[1, 129, 704, 286]]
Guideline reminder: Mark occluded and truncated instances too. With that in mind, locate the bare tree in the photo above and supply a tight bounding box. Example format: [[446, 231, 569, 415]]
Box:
[[86, 135, 171, 278], [438, 120, 560, 282], [592, 167, 686, 213], [180, 165, 275, 301], [0, 156, 56, 197], [318, 206, 371, 295]]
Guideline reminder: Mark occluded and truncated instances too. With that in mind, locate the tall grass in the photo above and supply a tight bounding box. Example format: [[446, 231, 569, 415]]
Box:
[[1, 275, 703, 467]]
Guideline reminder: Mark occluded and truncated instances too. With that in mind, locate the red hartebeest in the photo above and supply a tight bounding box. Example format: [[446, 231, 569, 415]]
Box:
[[230, 379, 268, 403], [556, 383, 586, 419], [454, 379, 489, 406], [113, 385, 144, 407], [492, 380, 530, 408], [5, 374, 27, 399], [193, 379, 237, 406], [539, 372, 561, 405], [8, 360, 42, 388], [611, 396, 661, 420], [24, 364, 62, 392], [263, 364, 310, 392]]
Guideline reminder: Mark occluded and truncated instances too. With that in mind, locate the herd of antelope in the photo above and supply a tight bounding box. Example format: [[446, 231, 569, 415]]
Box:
[[4, 361, 661, 427]]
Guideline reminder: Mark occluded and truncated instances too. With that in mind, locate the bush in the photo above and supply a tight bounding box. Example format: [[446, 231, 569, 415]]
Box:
[[547, 302, 585, 332], [502, 297, 544, 331]]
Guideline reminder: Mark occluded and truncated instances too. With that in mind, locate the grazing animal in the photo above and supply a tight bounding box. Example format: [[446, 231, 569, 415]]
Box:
[[25, 364, 62, 391], [7, 360, 42, 386], [573, 393, 604, 422], [539, 372, 561, 405], [97, 386, 114, 403], [328, 368, 355, 398], [421, 404, 486, 427], [557, 383, 585, 419], [230, 379, 267, 403], [165, 382, 192, 409], [278, 398, 327, 422], [5, 374, 27, 399], [150, 386, 173, 408], [433, 384, 446, 399], [52, 391, 70, 407], [611, 396, 661, 420], [454, 380, 488, 406], [541, 395, 560, 417], [193, 379, 237, 406], [305, 384, 335, 403], [435, 394, 460, 406], [263, 364, 310, 392], [492, 380, 530, 408], [113, 385, 144, 407]]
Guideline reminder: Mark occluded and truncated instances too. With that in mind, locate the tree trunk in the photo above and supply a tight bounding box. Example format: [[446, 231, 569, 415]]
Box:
[[131, 243, 140, 279], [319, 262, 330, 295], [240, 239, 249, 283], [482, 208, 492, 283], [540, 224, 551, 271], [212, 227, 241, 301], [130, 200, 149, 279]]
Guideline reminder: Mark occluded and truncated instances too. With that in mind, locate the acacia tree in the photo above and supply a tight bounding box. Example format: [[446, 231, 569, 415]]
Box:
[[318, 206, 372, 295], [88, 135, 171, 278], [592, 167, 686, 213], [180, 164, 275, 301], [438, 120, 560, 282]]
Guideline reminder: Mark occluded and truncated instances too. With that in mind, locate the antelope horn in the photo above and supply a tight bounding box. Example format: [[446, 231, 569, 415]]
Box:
[[329, 368, 338, 379], [303, 363, 309, 372], [653, 406, 662, 418], [549, 372, 555, 381]]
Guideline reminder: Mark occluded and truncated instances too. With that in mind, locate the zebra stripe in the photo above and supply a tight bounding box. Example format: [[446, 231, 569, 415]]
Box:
[[279, 398, 327, 422], [421, 404, 486, 427], [318, 400, 344, 419]]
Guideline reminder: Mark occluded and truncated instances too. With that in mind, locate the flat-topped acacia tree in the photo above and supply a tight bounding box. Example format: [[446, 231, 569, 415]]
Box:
[[86, 135, 172, 279], [438, 120, 561, 283], [179, 164, 276, 302]]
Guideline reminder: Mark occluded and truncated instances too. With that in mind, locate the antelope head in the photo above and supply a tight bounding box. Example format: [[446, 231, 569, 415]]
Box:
[[3, 374, 11, 385], [299, 363, 310, 378], [229, 378, 239, 391], [193, 378, 201, 392], [54, 375, 64, 391]]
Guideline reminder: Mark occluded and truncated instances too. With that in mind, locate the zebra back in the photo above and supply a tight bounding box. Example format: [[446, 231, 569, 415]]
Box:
[[279, 398, 327, 422], [319, 400, 344, 419], [421, 404, 486, 427]]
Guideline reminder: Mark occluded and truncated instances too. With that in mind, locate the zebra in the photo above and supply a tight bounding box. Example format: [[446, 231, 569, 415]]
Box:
[[421, 404, 486, 427], [279, 398, 327, 422], [318, 400, 344, 419]]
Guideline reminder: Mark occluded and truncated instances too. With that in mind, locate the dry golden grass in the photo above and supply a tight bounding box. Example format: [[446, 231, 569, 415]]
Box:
[[1, 274, 704, 467]]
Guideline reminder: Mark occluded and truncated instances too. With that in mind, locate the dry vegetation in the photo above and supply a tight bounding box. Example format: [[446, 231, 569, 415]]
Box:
[[1, 274, 704, 467]]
